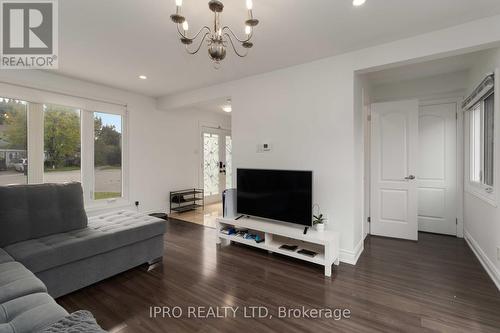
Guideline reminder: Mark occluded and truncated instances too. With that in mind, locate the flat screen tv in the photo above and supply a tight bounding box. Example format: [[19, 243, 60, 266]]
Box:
[[237, 169, 313, 226]]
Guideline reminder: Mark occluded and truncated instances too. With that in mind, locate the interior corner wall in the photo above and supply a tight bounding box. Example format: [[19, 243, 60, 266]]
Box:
[[354, 74, 371, 254], [463, 47, 500, 289], [359, 77, 372, 240], [0, 70, 230, 215]]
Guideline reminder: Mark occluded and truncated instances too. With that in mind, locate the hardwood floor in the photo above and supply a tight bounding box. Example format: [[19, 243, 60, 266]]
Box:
[[169, 202, 222, 228], [57, 219, 500, 333]]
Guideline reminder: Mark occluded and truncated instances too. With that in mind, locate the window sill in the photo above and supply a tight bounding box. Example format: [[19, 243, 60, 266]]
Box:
[[85, 198, 132, 215], [465, 186, 497, 207]]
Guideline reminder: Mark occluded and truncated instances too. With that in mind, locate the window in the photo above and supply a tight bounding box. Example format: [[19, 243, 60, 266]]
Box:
[[43, 104, 81, 183], [470, 104, 482, 183], [469, 92, 494, 188], [0, 98, 28, 185], [94, 112, 122, 200], [483, 94, 494, 186], [0, 85, 128, 208]]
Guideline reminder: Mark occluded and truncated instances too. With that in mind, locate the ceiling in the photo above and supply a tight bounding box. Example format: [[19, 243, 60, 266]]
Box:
[[188, 97, 233, 115], [55, 0, 500, 97]]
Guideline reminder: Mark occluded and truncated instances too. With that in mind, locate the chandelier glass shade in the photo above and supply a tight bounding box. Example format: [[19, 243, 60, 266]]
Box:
[[170, 0, 259, 66]]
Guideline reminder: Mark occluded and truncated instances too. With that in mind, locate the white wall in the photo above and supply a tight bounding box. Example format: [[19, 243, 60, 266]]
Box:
[[371, 70, 468, 103], [158, 15, 500, 265], [0, 70, 230, 215], [463, 47, 500, 290]]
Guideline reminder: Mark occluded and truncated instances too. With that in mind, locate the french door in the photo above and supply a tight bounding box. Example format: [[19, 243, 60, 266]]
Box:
[[370, 100, 419, 241], [417, 102, 457, 236], [202, 128, 232, 203]]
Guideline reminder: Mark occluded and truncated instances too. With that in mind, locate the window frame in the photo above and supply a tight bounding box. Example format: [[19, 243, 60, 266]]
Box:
[[465, 89, 497, 206], [85, 110, 128, 210], [0, 82, 129, 211]]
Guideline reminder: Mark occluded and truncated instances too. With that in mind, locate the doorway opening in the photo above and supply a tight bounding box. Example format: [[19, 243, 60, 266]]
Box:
[[202, 127, 232, 204], [168, 97, 232, 228], [359, 49, 497, 241]]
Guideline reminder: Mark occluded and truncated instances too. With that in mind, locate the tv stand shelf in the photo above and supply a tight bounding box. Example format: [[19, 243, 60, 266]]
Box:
[[216, 216, 340, 277]]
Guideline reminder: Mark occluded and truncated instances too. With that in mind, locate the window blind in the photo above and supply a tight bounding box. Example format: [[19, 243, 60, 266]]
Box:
[[462, 74, 494, 111]]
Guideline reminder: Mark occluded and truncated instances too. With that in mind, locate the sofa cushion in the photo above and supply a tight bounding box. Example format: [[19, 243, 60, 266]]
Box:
[[5, 211, 165, 273], [0, 183, 87, 247], [0, 249, 13, 264], [0, 292, 68, 333], [0, 262, 47, 304]]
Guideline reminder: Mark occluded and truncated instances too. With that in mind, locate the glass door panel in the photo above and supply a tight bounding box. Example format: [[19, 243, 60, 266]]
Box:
[[202, 129, 232, 203], [203, 132, 220, 197], [225, 135, 232, 189]]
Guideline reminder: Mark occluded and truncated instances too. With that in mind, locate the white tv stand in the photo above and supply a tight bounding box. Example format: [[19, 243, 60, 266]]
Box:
[[216, 216, 340, 277]]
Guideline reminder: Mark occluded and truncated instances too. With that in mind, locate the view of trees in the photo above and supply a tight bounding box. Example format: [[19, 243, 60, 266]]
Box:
[[44, 106, 80, 169], [0, 101, 27, 150], [0, 103, 121, 170], [94, 116, 121, 167]]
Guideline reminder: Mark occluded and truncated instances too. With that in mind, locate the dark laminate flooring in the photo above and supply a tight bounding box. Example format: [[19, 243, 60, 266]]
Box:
[[57, 219, 500, 333]]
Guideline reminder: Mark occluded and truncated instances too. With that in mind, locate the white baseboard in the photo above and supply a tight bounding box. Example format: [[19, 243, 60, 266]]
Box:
[[339, 239, 364, 265], [464, 230, 500, 291]]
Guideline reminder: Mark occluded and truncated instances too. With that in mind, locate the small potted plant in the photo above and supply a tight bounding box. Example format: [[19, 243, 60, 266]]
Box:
[[313, 213, 325, 232]]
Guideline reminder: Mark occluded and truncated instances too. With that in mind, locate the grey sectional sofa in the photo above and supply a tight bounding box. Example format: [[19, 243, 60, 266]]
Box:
[[0, 183, 166, 332]]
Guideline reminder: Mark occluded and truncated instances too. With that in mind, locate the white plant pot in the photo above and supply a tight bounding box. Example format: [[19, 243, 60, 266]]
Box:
[[315, 223, 325, 232]]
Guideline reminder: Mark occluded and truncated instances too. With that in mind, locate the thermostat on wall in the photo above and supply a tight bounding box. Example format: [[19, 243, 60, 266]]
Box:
[[257, 143, 272, 152]]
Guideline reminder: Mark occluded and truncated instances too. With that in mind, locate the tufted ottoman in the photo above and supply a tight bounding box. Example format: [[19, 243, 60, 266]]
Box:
[[4, 210, 165, 298]]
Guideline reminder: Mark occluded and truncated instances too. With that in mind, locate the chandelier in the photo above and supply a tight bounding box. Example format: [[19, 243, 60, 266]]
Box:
[[170, 0, 259, 66]]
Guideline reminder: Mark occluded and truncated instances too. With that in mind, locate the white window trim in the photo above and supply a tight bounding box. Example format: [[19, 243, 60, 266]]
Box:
[[464, 72, 498, 207], [85, 109, 130, 211], [0, 82, 129, 211]]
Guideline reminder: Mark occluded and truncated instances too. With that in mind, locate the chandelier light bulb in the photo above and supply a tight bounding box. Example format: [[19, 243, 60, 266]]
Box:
[[353, 0, 366, 6], [170, 0, 258, 64]]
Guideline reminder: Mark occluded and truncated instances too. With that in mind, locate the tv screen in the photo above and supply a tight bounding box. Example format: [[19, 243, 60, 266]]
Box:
[[237, 169, 313, 226]]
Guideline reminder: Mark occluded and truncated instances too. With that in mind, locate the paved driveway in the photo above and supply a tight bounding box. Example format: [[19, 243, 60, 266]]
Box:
[[0, 168, 121, 192]]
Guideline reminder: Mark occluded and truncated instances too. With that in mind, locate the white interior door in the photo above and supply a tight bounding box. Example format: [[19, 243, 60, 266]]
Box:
[[202, 128, 232, 203], [371, 100, 419, 241], [418, 103, 457, 235]]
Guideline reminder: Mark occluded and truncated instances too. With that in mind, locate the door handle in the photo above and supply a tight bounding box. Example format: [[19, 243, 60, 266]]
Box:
[[404, 175, 416, 180], [219, 162, 226, 174]]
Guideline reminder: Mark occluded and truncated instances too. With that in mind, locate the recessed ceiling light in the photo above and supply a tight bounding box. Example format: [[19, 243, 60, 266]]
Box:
[[222, 98, 232, 113], [353, 0, 366, 6], [138, 75, 147, 80]]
